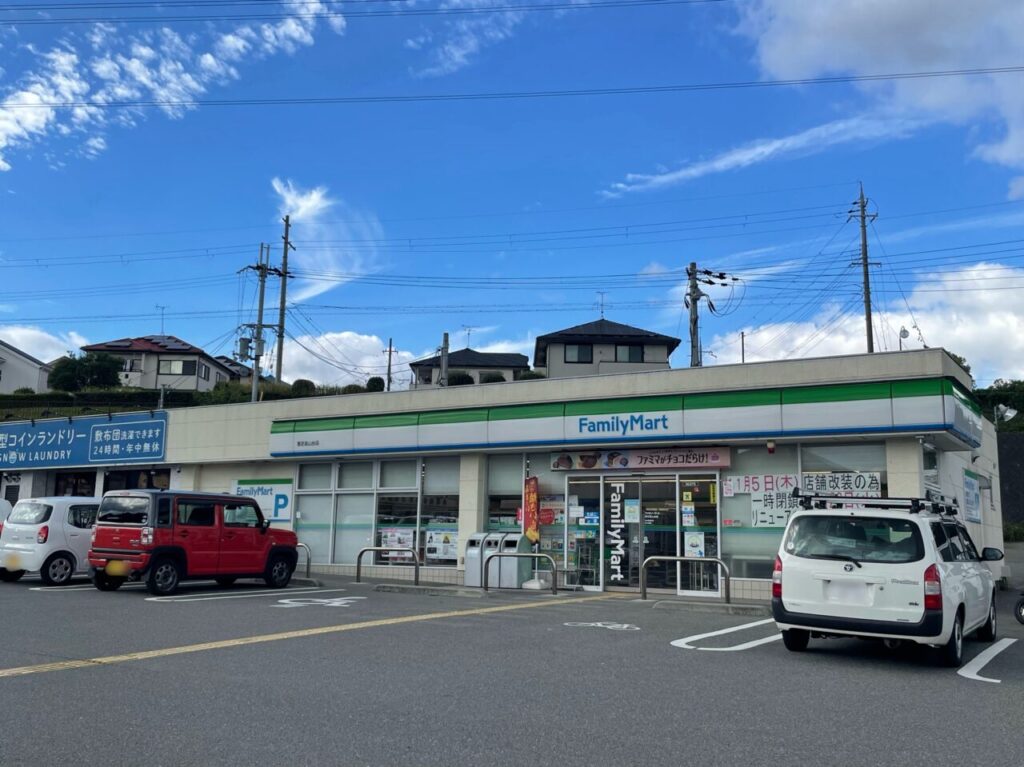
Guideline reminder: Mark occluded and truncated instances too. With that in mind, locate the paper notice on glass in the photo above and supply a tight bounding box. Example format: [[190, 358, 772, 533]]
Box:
[[681, 503, 695, 513], [569, 506, 584, 519], [683, 532, 705, 558], [722, 478, 735, 498], [624, 499, 640, 524], [682, 512, 696, 527]]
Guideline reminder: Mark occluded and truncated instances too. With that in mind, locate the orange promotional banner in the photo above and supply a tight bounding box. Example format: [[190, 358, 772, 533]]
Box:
[[523, 476, 540, 543]]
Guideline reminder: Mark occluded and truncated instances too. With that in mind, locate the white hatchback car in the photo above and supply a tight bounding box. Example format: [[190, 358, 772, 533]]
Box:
[[772, 494, 1003, 667], [0, 497, 100, 586]]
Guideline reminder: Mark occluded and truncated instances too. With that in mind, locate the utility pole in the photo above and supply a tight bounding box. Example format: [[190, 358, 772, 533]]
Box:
[[384, 337, 394, 392], [275, 215, 295, 382], [155, 305, 167, 334], [850, 183, 878, 353], [597, 291, 606, 318], [438, 332, 449, 387], [251, 244, 269, 403], [687, 261, 701, 367], [741, 331, 745, 363]]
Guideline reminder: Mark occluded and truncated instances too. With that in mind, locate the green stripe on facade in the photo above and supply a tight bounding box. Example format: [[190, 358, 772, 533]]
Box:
[[355, 413, 419, 429], [781, 382, 891, 405], [685, 390, 780, 410], [950, 382, 983, 416], [270, 422, 294, 434], [891, 379, 942, 398], [418, 408, 490, 426], [294, 417, 353, 433], [236, 478, 292, 485], [489, 403, 565, 421], [565, 396, 682, 416]]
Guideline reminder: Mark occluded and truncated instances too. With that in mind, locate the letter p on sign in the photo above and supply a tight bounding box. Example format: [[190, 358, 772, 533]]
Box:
[[274, 493, 289, 519]]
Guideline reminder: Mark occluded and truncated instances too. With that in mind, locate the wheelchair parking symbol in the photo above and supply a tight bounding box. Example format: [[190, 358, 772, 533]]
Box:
[[273, 596, 368, 608]]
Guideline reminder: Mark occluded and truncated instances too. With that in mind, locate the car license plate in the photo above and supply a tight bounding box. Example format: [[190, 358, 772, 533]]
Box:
[[105, 560, 129, 577], [825, 579, 868, 605]]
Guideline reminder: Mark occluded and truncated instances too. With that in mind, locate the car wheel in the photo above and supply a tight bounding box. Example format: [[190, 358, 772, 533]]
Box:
[[0, 568, 26, 583], [938, 611, 964, 668], [1015, 597, 1024, 626], [264, 554, 293, 589], [146, 558, 182, 596], [93, 571, 125, 591], [782, 629, 810, 652], [40, 553, 75, 586], [215, 577, 237, 587], [976, 597, 997, 642]]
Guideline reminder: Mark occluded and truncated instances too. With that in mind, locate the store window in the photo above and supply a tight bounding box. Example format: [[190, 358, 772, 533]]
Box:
[[487, 454, 523, 531], [375, 494, 418, 564], [564, 344, 593, 364], [298, 463, 332, 490], [380, 460, 417, 488], [333, 494, 374, 565], [338, 462, 373, 489], [615, 344, 643, 363], [801, 443, 887, 496], [421, 457, 460, 565], [527, 452, 565, 574], [54, 471, 96, 497], [295, 493, 332, 563]]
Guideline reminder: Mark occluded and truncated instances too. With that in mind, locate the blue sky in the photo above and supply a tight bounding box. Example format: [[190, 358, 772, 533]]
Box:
[[1, 0, 1024, 388]]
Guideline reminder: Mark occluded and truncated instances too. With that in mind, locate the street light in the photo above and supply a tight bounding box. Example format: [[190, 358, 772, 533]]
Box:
[[899, 326, 910, 351], [995, 404, 1018, 432]]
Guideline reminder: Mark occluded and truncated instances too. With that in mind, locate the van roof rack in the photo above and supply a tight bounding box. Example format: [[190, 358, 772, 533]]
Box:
[[792, 488, 959, 516]]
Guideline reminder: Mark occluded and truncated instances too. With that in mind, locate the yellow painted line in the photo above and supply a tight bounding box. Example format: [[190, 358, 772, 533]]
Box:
[[0, 593, 625, 680]]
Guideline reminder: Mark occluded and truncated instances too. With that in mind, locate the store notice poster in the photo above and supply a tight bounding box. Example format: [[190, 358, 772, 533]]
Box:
[[684, 532, 705, 558]]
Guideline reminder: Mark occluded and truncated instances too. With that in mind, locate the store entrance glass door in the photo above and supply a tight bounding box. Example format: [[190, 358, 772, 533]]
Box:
[[601, 476, 676, 590], [678, 476, 721, 597]]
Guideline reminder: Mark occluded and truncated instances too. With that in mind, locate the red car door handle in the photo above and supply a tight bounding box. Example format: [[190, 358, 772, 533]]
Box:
[[179, 531, 189, 538]]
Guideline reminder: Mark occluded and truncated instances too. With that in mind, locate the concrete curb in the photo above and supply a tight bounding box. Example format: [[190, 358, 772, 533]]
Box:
[[290, 577, 323, 588], [373, 583, 485, 598], [649, 599, 771, 617]]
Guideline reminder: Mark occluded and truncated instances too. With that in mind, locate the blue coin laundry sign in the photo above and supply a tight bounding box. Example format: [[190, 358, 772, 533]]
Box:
[[0, 411, 167, 470]]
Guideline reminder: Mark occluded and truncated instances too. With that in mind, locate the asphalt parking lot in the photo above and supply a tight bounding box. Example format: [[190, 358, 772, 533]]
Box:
[[1, 576, 1021, 767]]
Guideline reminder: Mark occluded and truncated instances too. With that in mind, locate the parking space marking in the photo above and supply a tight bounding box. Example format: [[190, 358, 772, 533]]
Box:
[[670, 618, 782, 651], [145, 587, 342, 603], [273, 596, 367, 608], [0, 593, 625, 680], [957, 638, 1018, 684], [564, 621, 640, 631]]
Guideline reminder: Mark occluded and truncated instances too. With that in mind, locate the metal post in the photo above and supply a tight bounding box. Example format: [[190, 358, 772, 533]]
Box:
[[355, 547, 420, 586], [482, 553, 558, 595], [639, 555, 730, 603], [295, 541, 312, 580]]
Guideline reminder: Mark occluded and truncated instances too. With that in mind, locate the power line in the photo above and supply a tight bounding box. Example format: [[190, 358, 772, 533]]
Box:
[[8, 65, 1024, 110]]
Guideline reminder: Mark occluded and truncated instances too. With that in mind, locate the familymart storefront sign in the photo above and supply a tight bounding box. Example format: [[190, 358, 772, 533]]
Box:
[[269, 378, 983, 458]]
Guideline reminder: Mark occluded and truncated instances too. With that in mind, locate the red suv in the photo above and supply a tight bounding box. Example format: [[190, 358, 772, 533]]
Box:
[[88, 489, 298, 596]]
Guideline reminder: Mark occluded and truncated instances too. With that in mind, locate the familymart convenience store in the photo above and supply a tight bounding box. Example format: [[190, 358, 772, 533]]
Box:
[[252, 354, 999, 599]]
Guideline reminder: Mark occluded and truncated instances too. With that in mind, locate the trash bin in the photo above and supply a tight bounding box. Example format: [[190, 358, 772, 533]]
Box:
[[463, 533, 488, 588], [482, 533, 508, 587], [498, 533, 533, 588]]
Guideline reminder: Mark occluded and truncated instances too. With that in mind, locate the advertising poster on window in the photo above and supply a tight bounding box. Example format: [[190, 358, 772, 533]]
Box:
[[425, 530, 458, 562], [381, 528, 415, 559], [551, 447, 730, 471], [724, 472, 882, 528], [683, 532, 705, 558], [801, 471, 882, 497], [523, 476, 540, 543], [624, 498, 640, 524], [963, 470, 982, 523]]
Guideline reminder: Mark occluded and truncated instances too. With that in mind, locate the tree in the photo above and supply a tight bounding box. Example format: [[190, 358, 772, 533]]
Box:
[[341, 384, 366, 395], [291, 379, 316, 397], [948, 352, 972, 375], [447, 371, 474, 386], [479, 372, 506, 384], [366, 376, 385, 392], [517, 370, 546, 380], [48, 353, 122, 392]]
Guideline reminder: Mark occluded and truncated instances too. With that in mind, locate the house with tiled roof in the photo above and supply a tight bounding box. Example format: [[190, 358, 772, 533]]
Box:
[[409, 348, 530, 388], [533, 318, 681, 379], [81, 335, 234, 392]]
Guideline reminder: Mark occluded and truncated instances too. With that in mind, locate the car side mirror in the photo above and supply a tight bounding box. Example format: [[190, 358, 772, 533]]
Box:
[[981, 547, 1004, 561], [260, 519, 271, 533]]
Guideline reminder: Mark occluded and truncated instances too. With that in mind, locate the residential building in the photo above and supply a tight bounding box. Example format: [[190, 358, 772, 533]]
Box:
[[215, 356, 256, 386], [81, 335, 234, 392], [533, 318, 680, 378], [0, 338, 52, 394], [409, 348, 530, 388]]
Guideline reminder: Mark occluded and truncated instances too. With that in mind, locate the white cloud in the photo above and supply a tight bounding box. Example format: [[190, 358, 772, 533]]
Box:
[[739, 0, 1024, 196], [283, 330, 415, 387], [1008, 177, 1024, 201], [706, 262, 1024, 384], [602, 115, 920, 197], [0, 326, 89, 363], [271, 177, 385, 303], [414, 2, 528, 77], [476, 333, 535, 358], [0, 2, 348, 171]]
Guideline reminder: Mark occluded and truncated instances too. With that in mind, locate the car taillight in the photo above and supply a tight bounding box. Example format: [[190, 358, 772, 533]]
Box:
[[37, 525, 49, 544], [772, 555, 783, 598], [90, 526, 97, 544], [923, 564, 942, 610], [0, 521, 4, 538], [141, 527, 153, 545]]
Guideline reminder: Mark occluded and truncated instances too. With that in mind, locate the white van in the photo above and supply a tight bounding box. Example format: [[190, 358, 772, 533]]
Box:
[[0, 497, 101, 586], [772, 493, 1003, 667]]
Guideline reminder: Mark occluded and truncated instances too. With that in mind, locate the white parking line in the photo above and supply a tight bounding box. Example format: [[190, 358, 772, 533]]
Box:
[[670, 618, 782, 651], [957, 638, 1018, 684], [145, 587, 346, 603]]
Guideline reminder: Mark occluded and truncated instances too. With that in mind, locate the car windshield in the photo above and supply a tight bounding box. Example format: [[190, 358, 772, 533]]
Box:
[[97, 496, 151, 525], [8, 501, 53, 525], [784, 515, 924, 564]]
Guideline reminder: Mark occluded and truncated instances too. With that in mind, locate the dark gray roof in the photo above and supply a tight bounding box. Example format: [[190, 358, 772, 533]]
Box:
[[215, 356, 253, 377], [534, 318, 681, 365], [0, 337, 51, 369], [409, 348, 530, 370]]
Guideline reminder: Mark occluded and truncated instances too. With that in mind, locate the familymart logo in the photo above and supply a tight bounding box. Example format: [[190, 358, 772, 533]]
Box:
[[577, 413, 670, 437]]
